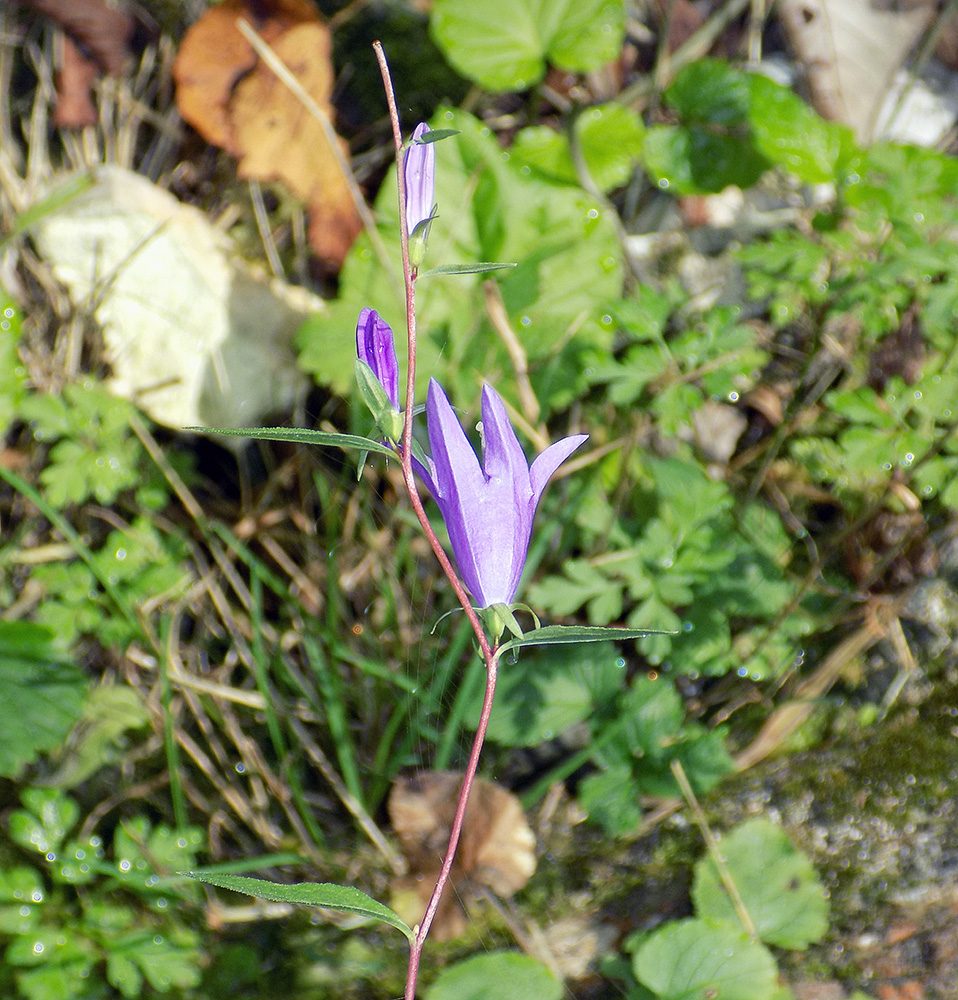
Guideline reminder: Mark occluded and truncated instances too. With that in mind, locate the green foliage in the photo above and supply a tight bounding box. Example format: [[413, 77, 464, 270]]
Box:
[[429, 0, 625, 92], [622, 819, 828, 1000], [19, 383, 143, 507], [298, 107, 623, 417], [30, 517, 190, 647], [0, 622, 87, 779], [692, 819, 829, 949], [479, 643, 623, 746], [511, 103, 645, 192], [530, 457, 801, 678], [424, 951, 562, 1000], [41, 684, 150, 789], [739, 137, 958, 514], [578, 675, 734, 834], [0, 288, 25, 435], [633, 919, 778, 1000], [469, 644, 732, 835], [643, 59, 851, 194], [1, 788, 204, 1000]]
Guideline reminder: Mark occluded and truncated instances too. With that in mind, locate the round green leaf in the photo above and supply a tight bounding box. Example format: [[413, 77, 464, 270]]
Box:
[[643, 125, 768, 196], [747, 74, 841, 183], [692, 818, 829, 949], [634, 918, 777, 1000], [425, 951, 562, 1000], [512, 103, 645, 192], [430, 0, 625, 92], [665, 59, 752, 124]]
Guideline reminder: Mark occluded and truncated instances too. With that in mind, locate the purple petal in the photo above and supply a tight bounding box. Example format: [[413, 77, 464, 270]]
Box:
[[411, 453, 438, 499], [355, 308, 399, 409], [529, 434, 588, 500], [426, 379, 488, 602]]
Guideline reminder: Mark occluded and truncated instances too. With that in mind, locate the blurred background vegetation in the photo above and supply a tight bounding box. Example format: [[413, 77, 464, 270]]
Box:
[[2, 0, 958, 998]]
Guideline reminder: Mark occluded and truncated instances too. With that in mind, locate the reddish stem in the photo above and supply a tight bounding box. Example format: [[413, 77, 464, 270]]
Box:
[[373, 42, 501, 999]]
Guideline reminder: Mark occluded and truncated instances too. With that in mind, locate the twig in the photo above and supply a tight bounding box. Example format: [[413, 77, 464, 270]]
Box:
[[670, 760, 757, 939], [483, 280, 543, 443], [235, 18, 395, 285]]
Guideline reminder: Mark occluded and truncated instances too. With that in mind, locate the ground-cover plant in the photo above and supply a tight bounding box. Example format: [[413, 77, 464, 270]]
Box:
[[2, 787, 205, 1000], [608, 816, 831, 1000]]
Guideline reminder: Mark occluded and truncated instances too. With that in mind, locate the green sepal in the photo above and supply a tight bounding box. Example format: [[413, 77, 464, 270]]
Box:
[[408, 207, 438, 270], [354, 359, 403, 443], [482, 603, 526, 643]]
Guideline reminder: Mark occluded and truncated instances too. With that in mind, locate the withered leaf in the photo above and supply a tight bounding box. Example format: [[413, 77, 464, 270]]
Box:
[[389, 771, 536, 941], [172, 0, 361, 268]]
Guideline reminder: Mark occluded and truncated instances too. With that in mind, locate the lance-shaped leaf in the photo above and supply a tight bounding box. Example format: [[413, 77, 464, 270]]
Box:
[[182, 871, 414, 942]]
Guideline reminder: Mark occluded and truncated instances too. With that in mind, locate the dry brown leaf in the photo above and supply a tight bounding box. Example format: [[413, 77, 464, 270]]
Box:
[[389, 771, 536, 941], [230, 22, 361, 267], [172, 0, 361, 268]]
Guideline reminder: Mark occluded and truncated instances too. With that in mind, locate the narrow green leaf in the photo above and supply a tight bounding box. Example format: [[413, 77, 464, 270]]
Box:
[[181, 872, 414, 941], [186, 426, 395, 457], [414, 128, 461, 144], [498, 623, 675, 658], [419, 261, 518, 276], [0, 173, 95, 248]]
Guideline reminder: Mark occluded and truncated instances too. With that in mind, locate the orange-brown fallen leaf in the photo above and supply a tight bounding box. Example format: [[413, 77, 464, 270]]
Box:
[[172, 0, 361, 269]]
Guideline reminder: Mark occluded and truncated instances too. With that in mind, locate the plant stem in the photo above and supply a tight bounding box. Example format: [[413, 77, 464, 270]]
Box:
[[373, 42, 502, 998]]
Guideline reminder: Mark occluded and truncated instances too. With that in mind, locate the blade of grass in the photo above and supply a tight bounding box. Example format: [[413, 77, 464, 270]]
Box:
[[302, 633, 364, 805], [159, 613, 189, 830]]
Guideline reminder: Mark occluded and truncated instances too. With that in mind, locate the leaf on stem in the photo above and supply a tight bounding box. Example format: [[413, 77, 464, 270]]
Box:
[[182, 871, 414, 941], [419, 262, 518, 276], [185, 425, 395, 457], [412, 128, 461, 144], [497, 623, 676, 658]]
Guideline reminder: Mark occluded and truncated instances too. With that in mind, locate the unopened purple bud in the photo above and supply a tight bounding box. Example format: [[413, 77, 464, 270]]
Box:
[[356, 308, 399, 409], [404, 123, 436, 241]]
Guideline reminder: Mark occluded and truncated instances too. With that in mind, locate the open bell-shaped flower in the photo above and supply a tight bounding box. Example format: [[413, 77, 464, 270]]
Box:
[[415, 379, 587, 608]]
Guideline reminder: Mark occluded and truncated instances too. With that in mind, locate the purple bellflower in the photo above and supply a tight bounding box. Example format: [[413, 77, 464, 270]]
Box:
[[404, 123, 436, 266], [356, 307, 400, 410], [415, 379, 588, 608]]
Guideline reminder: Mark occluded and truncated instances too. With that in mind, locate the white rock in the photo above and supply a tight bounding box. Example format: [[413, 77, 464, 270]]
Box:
[[32, 166, 316, 431]]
